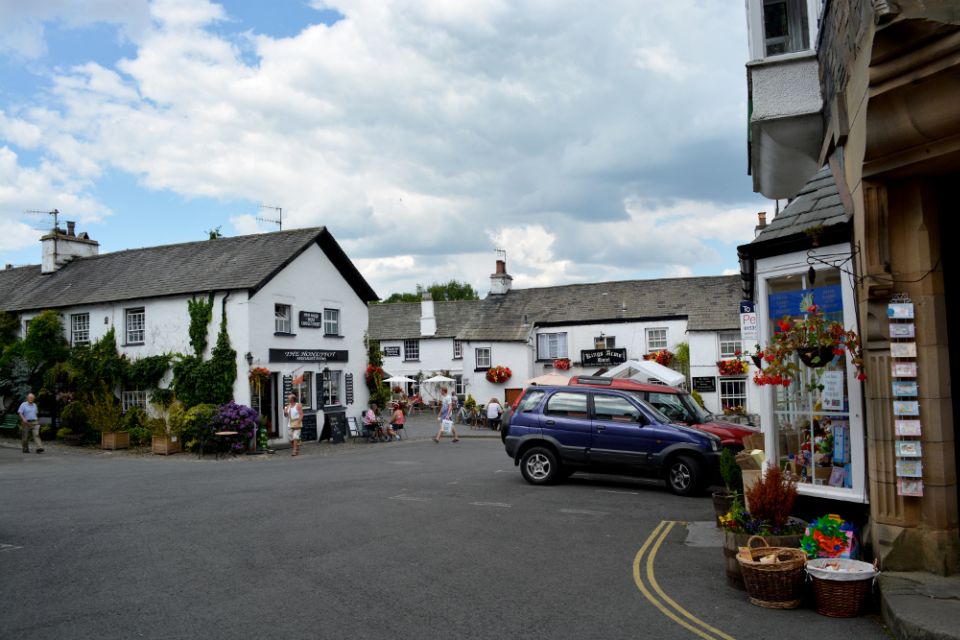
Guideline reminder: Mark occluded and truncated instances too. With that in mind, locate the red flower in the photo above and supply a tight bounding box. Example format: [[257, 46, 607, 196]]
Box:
[[807, 304, 818, 313], [778, 319, 792, 333]]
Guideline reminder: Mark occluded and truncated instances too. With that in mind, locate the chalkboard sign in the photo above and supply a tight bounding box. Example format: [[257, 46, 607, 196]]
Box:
[[692, 376, 717, 393], [345, 373, 354, 405], [300, 413, 318, 441], [299, 311, 323, 328], [283, 375, 292, 399], [383, 346, 401, 358], [323, 410, 348, 442]]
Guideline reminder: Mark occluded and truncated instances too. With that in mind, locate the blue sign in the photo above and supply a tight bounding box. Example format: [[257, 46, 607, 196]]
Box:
[[739, 300, 755, 314], [768, 284, 842, 319]]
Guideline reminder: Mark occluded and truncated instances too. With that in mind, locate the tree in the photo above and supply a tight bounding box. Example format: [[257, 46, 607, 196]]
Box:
[[378, 280, 480, 304]]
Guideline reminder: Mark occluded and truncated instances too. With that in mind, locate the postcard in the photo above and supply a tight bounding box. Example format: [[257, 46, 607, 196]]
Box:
[[892, 362, 918, 377], [887, 303, 915, 319], [898, 478, 924, 497], [896, 440, 922, 457], [890, 343, 918, 358], [896, 459, 923, 477], [889, 323, 915, 338], [895, 420, 922, 436], [892, 381, 919, 397], [894, 401, 920, 416]]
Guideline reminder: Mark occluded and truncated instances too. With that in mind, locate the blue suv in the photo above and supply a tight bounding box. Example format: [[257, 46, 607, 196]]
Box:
[[502, 386, 720, 496]]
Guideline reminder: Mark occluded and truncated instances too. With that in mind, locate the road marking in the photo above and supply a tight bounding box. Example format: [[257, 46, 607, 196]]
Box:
[[390, 495, 430, 502], [595, 489, 639, 495], [388, 461, 419, 465], [559, 508, 609, 516], [470, 501, 512, 508], [494, 469, 506, 473], [633, 521, 736, 640], [0, 543, 23, 552]]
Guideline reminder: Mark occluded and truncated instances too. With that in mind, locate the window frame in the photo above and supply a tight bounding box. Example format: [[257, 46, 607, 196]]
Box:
[[71, 312, 90, 347], [296, 372, 314, 410], [718, 331, 743, 359], [646, 328, 668, 352], [719, 378, 747, 411], [594, 335, 616, 349], [322, 370, 342, 407], [536, 332, 568, 360], [592, 394, 642, 423], [275, 303, 293, 335], [762, 0, 810, 57], [121, 389, 148, 412], [403, 339, 420, 361], [543, 391, 589, 418], [453, 340, 463, 359], [323, 308, 340, 336], [475, 347, 492, 370], [125, 307, 145, 345]]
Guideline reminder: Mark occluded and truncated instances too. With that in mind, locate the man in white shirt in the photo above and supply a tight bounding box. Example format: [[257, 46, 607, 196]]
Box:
[[18, 392, 43, 454]]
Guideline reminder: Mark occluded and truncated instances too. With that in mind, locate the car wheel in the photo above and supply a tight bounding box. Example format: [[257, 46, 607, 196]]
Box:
[[666, 455, 702, 496], [520, 446, 560, 485]]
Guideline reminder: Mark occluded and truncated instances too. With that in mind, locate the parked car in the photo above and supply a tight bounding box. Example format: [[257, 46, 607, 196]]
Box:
[[502, 385, 720, 496], [568, 376, 758, 449]]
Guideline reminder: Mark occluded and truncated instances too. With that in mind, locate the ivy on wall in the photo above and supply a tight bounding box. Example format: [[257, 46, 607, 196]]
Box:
[[173, 296, 237, 408]]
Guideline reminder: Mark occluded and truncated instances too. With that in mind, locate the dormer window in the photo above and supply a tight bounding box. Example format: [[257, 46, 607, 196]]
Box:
[[763, 0, 809, 56]]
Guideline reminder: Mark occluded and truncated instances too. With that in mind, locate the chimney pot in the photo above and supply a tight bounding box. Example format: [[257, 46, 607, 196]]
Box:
[[757, 211, 767, 227], [495, 259, 505, 275], [67, 221, 76, 236]]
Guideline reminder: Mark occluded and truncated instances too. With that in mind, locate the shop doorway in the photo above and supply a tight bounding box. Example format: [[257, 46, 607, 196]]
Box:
[[505, 388, 523, 407]]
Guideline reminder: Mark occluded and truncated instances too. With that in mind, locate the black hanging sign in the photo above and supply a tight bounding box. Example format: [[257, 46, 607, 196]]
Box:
[[383, 346, 401, 358], [580, 348, 628, 367], [692, 376, 717, 393], [299, 311, 323, 328], [345, 373, 354, 405], [269, 349, 348, 363], [282, 375, 292, 399]]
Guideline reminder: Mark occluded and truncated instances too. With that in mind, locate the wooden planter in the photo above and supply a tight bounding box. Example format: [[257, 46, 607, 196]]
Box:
[[151, 435, 181, 455], [723, 526, 804, 590], [101, 431, 130, 450]]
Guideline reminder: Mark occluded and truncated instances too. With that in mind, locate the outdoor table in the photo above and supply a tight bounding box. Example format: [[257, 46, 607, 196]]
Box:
[[213, 430, 239, 459]]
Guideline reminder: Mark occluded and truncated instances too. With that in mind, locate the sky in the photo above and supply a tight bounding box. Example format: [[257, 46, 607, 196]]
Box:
[[0, 0, 769, 298]]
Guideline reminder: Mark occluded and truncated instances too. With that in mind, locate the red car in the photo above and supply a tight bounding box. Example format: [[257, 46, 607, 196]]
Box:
[[566, 375, 757, 449]]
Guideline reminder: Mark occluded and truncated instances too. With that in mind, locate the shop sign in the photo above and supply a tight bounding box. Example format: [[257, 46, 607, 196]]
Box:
[[580, 348, 627, 366], [767, 284, 842, 319], [299, 311, 323, 328], [692, 376, 716, 393], [739, 300, 758, 343], [269, 349, 348, 363], [383, 346, 401, 358]]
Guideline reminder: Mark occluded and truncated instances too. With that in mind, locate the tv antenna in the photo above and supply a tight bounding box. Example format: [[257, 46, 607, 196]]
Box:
[[24, 208, 60, 232], [257, 204, 282, 230]]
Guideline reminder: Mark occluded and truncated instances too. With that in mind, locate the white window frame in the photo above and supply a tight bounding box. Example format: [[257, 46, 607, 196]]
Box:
[[719, 378, 747, 411], [322, 370, 341, 407], [718, 332, 743, 359], [454, 374, 464, 396], [536, 332, 568, 360], [475, 347, 491, 369], [122, 389, 148, 412], [646, 328, 668, 352], [125, 307, 145, 345], [403, 339, 420, 361], [275, 304, 292, 334], [71, 312, 90, 346], [296, 372, 313, 410], [453, 340, 463, 359], [594, 335, 615, 349], [323, 308, 340, 336]]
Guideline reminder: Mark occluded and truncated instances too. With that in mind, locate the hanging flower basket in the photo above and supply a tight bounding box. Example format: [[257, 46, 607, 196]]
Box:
[[486, 365, 512, 384], [553, 358, 571, 370], [797, 346, 838, 368], [248, 367, 271, 395], [643, 350, 674, 367]]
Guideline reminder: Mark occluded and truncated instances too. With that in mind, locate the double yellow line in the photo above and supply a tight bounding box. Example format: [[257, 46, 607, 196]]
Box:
[[632, 521, 736, 640]]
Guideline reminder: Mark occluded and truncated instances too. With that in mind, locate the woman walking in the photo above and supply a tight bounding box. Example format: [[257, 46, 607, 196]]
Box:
[[284, 393, 303, 456], [388, 402, 404, 441], [433, 387, 459, 443]]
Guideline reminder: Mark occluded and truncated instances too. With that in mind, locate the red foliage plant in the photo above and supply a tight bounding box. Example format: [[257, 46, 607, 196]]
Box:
[[745, 466, 798, 529]]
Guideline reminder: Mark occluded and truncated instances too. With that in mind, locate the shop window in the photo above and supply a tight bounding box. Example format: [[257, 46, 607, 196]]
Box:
[[322, 371, 341, 406], [295, 372, 313, 409]]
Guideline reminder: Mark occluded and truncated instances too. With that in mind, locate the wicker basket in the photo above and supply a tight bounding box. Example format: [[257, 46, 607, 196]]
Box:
[[806, 558, 878, 618], [736, 535, 807, 609]]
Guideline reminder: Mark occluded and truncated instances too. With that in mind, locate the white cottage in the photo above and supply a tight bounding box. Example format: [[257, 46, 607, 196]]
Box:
[[0, 225, 378, 445], [369, 259, 762, 417]]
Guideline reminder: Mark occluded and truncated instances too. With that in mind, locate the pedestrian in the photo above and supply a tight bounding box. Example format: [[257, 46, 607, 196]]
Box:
[[18, 392, 43, 454], [284, 393, 303, 456], [388, 401, 404, 441], [364, 403, 381, 442], [433, 387, 459, 443], [486, 397, 503, 431]]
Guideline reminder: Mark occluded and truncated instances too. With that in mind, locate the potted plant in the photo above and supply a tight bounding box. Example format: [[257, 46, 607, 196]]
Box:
[[86, 390, 127, 450], [124, 406, 151, 451], [719, 466, 805, 588], [712, 448, 743, 527], [754, 296, 865, 387], [149, 390, 181, 455], [58, 400, 87, 446]]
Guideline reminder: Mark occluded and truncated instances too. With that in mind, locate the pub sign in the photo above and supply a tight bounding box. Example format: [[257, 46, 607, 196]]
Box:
[[580, 348, 627, 367]]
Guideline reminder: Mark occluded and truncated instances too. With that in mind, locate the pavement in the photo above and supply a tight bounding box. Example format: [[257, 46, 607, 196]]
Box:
[[880, 572, 960, 640]]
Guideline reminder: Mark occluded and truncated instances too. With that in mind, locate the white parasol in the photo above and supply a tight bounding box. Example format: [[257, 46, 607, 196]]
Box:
[[524, 373, 570, 386]]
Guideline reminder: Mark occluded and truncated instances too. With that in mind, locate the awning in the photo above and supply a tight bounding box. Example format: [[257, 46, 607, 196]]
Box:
[[601, 359, 685, 387]]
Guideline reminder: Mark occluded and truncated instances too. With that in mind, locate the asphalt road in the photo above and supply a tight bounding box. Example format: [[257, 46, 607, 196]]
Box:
[[0, 435, 887, 640]]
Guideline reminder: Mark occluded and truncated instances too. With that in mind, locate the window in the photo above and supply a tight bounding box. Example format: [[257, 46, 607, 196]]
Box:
[[323, 308, 340, 336], [594, 335, 615, 349], [275, 304, 292, 334], [518, 390, 545, 412], [646, 328, 667, 352], [403, 339, 420, 361], [125, 307, 145, 344], [453, 340, 463, 359], [646, 391, 691, 423], [454, 374, 464, 396], [719, 378, 747, 411], [719, 332, 743, 359], [763, 0, 809, 56], [593, 395, 641, 423], [544, 392, 588, 418], [295, 372, 313, 409], [71, 313, 90, 346], [536, 332, 568, 359], [475, 347, 491, 369], [122, 389, 148, 412], [322, 370, 341, 406]]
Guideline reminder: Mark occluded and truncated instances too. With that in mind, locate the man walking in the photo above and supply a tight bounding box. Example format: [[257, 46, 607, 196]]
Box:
[[18, 393, 43, 454], [433, 387, 459, 443]]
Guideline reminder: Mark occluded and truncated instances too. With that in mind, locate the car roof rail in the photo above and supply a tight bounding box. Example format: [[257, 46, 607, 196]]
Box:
[[573, 375, 612, 385]]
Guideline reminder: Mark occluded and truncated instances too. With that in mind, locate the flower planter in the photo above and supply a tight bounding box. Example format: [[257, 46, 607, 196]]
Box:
[[151, 435, 181, 455], [712, 491, 736, 527], [723, 527, 804, 589], [101, 432, 130, 450], [797, 346, 837, 368], [750, 355, 762, 368]]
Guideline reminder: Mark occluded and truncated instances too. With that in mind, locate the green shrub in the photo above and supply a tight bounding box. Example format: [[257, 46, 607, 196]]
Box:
[[85, 391, 124, 433], [177, 403, 217, 451], [691, 389, 706, 410], [60, 401, 88, 434], [719, 447, 743, 494], [56, 427, 72, 439]]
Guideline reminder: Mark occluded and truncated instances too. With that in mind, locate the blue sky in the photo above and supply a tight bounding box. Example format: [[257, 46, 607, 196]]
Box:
[[0, 0, 769, 297]]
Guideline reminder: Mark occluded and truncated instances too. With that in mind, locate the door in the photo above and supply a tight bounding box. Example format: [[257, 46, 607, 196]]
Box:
[[589, 393, 656, 467], [539, 390, 591, 463], [505, 388, 523, 407]]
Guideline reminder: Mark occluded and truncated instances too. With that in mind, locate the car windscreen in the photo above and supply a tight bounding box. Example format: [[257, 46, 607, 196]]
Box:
[[622, 392, 674, 424], [678, 392, 712, 423]]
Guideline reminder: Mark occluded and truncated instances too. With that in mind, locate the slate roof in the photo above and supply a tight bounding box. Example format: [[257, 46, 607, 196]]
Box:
[[752, 166, 849, 243], [368, 275, 742, 342], [0, 227, 378, 312]]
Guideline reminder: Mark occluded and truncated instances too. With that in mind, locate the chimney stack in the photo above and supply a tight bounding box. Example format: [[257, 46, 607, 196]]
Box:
[[755, 211, 768, 238], [41, 223, 99, 274], [66, 221, 76, 236], [489, 254, 513, 295], [420, 291, 437, 337]]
